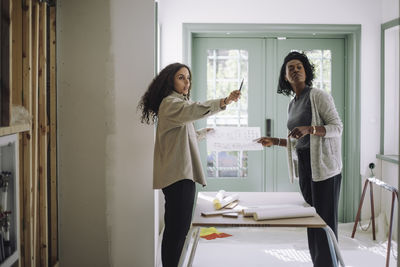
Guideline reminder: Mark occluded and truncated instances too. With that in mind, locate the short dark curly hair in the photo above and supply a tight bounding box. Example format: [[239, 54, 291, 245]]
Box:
[[277, 51, 315, 96], [138, 63, 192, 124]]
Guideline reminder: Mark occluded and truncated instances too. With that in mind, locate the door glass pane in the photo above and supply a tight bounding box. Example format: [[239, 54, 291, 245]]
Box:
[[295, 49, 332, 94], [206, 49, 248, 178]]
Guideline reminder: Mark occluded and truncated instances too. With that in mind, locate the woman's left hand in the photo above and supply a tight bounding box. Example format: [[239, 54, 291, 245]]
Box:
[[288, 126, 312, 139]]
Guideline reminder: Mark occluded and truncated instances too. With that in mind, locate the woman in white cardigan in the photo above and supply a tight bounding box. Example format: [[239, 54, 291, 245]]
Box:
[[258, 52, 342, 267]]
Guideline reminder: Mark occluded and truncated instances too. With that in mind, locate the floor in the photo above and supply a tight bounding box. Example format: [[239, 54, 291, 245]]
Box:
[[179, 222, 398, 267]]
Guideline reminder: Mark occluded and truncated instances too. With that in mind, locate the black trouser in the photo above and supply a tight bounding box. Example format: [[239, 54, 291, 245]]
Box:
[[297, 148, 342, 267], [161, 179, 196, 267]]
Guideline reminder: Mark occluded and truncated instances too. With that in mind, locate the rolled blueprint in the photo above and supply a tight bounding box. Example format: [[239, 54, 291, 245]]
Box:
[[212, 190, 226, 205], [214, 193, 239, 210], [253, 207, 316, 221]]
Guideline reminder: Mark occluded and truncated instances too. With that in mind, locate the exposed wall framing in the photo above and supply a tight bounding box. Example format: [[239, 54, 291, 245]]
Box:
[[1, 0, 11, 126], [1, 0, 57, 266]]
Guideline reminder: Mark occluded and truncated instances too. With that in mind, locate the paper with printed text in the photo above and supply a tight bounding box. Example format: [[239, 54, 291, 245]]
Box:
[[206, 127, 263, 151]]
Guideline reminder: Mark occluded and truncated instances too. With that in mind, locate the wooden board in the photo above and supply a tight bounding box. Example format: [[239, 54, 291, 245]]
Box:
[[38, 3, 48, 266], [49, 3, 58, 265], [1, 0, 11, 126], [22, 0, 34, 264], [31, 0, 39, 265], [11, 0, 22, 106], [0, 124, 30, 136]]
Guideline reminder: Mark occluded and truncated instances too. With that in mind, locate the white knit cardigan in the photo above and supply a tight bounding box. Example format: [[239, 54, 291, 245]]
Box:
[[287, 88, 343, 182]]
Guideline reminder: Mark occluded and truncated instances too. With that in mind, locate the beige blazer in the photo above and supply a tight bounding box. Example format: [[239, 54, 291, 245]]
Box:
[[153, 91, 225, 189]]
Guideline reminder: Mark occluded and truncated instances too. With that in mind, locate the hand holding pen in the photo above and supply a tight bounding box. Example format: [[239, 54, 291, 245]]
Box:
[[222, 78, 243, 106]]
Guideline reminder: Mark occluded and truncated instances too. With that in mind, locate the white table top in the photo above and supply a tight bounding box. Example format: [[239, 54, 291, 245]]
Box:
[[192, 192, 326, 228]]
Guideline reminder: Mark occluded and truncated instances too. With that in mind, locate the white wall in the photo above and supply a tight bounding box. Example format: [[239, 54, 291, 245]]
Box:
[[58, 0, 155, 266], [382, 0, 399, 22]]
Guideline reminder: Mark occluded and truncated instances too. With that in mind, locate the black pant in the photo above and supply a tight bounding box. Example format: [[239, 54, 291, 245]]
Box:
[[161, 179, 196, 267], [297, 148, 342, 267]]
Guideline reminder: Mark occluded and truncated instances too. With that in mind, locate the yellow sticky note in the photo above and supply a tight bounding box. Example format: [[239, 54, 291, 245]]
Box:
[[200, 227, 220, 237]]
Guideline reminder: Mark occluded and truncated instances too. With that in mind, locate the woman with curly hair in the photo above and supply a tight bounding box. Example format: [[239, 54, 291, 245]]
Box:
[[257, 52, 342, 267], [138, 62, 240, 267]]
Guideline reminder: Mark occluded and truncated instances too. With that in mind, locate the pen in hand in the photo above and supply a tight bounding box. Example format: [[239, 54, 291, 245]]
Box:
[[239, 78, 244, 92]]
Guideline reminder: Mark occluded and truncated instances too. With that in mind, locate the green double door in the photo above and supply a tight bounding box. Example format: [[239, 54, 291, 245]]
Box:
[[191, 37, 345, 194]]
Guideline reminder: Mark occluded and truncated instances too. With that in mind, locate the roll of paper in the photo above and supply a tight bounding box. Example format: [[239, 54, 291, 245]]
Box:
[[253, 207, 316, 221], [222, 212, 239, 218], [243, 204, 303, 217], [214, 193, 239, 210], [213, 190, 226, 205]]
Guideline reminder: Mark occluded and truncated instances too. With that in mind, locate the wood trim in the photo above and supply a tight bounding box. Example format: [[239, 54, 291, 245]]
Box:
[[376, 154, 400, 165], [382, 17, 400, 30], [0, 123, 30, 136]]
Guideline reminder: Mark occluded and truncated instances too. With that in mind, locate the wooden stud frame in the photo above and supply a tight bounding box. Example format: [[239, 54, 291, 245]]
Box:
[[1, 0, 11, 126], [49, 3, 58, 266], [38, 2, 48, 266], [22, 1, 33, 266], [1, 0, 57, 266]]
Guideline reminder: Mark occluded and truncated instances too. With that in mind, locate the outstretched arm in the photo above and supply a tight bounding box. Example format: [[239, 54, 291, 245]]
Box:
[[257, 137, 287, 147], [160, 90, 241, 126]]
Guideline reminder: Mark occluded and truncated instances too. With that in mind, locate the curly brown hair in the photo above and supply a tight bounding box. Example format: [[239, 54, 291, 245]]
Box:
[[138, 63, 192, 124]]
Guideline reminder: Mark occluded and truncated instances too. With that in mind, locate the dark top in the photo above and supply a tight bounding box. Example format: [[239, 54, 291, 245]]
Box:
[[287, 86, 312, 150]]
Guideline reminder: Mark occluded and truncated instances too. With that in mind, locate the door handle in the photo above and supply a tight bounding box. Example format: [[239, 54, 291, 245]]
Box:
[[266, 119, 272, 137]]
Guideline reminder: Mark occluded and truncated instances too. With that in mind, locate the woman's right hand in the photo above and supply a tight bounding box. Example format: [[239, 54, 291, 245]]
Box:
[[225, 90, 241, 105]]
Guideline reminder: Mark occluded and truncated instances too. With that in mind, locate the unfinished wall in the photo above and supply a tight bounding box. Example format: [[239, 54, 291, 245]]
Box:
[[107, 0, 155, 266], [58, 0, 155, 266], [57, 0, 111, 265]]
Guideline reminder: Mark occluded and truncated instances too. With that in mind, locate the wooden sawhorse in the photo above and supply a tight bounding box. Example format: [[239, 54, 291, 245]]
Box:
[[351, 176, 398, 267]]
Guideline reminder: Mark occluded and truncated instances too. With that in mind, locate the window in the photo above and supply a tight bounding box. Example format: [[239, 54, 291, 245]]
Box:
[[304, 50, 332, 94], [381, 21, 400, 158], [206, 49, 249, 177], [205, 48, 333, 177], [295, 49, 332, 94]]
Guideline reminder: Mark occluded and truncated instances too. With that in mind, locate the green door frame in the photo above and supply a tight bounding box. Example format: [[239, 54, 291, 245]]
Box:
[[182, 23, 361, 223]]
